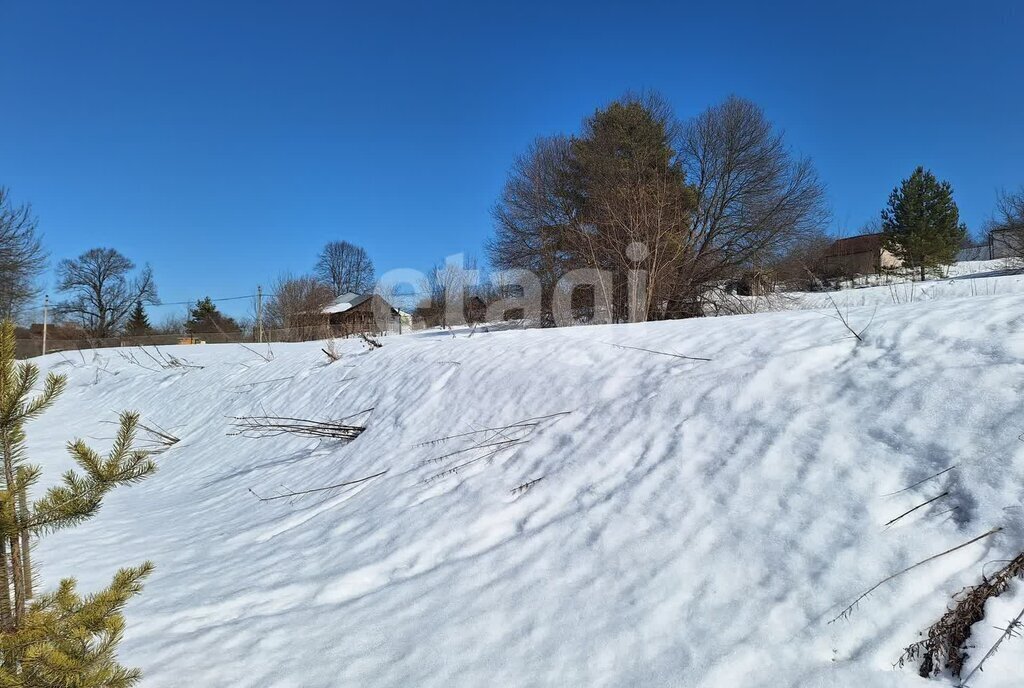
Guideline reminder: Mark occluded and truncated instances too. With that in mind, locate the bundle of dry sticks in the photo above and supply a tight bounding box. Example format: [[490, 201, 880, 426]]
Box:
[[228, 412, 369, 441]]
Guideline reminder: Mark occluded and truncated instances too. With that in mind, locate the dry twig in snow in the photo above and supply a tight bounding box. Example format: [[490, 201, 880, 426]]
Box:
[[882, 465, 958, 497], [883, 491, 950, 527], [830, 527, 1002, 624], [606, 342, 711, 362], [249, 469, 388, 502], [959, 602, 1024, 685], [824, 293, 876, 343]]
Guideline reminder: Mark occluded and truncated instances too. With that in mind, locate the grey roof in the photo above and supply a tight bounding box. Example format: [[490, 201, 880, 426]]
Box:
[[321, 292, 373, 314]]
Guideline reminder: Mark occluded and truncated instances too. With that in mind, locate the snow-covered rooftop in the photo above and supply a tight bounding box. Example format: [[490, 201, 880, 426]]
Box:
[[321, 292, 371, 314]]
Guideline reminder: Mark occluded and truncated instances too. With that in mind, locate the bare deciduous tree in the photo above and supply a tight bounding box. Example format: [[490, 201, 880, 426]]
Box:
[[315, 241, 375, 295], [154, 312, 186, 336], [0, 188, 47, 320], [55, 248, 158, 337], [489, 136, 578, 322], [487, 93, 829, 324], [265, 273, 335, 341], [417, 257, 477, 329], [990, 186, 1024, 257], [679, 96, 830, 312]]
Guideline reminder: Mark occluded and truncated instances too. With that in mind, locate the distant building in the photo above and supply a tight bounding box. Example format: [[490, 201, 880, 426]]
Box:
[[321, 292, 401, 335], [990, 228, 1024, 260], [823, 233, 902, 275], [956, 244, 993, 262]]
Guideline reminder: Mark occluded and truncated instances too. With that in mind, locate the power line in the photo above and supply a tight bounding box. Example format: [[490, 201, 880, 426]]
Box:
[[19, 293, 258, 312], [19, 287, 435, 314]]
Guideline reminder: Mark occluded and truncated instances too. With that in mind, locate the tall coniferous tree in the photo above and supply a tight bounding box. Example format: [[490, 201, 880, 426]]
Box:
[[187, 297, 240, 335], [881, 167, 966, 279], [569, 94, 697, 321], [124, 301, 152, 337], [0, 320, 156, 685]]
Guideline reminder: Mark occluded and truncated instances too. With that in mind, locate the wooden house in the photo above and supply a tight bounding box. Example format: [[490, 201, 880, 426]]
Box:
[[823, 233, 902, 275], [321, 293, 401, 336]]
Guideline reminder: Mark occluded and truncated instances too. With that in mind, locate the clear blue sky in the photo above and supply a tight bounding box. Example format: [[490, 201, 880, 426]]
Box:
[[1, 0, 1021, 319]]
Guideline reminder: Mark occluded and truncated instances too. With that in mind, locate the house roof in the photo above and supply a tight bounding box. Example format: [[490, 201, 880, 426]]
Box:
[[321, 292, 373, 314], [826, 233, 884, 257], [321, 292, 401, 316]]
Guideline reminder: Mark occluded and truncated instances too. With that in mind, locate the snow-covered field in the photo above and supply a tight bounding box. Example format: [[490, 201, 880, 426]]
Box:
[[25, 274, 1024, 686], [732, 259, 1024, 315]]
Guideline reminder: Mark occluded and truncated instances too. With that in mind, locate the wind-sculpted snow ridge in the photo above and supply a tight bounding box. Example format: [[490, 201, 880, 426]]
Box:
[[26, 289, 1024, 686]]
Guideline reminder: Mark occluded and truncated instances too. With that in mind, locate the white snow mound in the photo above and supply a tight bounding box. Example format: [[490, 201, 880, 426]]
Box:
[[26, 288, 1024, 687]]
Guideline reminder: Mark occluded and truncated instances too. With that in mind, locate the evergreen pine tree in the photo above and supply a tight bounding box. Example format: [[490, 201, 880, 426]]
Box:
[[188, 297, 218, 322], [187, 297, 240, 336], [569, 96, 697, 320], [881, 166, 967, 279], [0, 320, 156, 685], [123, 302, 151, 338]]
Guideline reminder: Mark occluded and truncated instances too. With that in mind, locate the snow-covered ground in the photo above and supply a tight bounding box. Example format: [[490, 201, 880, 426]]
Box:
[[24, 275, 1024, 687], [729, 259, 1024, 315]]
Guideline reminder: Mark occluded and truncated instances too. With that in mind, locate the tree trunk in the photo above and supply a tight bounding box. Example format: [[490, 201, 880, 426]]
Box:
[[5, 532, 22, 625], [16, 468, 31, 600], [0, 433, 24, 626], [0, 523, 12, 630]]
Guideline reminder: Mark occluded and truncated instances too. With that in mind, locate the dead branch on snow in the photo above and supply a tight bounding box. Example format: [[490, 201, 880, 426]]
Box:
[[897, 549, 1024, 679]]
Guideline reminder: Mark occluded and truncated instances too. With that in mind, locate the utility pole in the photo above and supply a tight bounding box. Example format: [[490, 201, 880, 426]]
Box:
[[41, 295, 49, 357], [256, 285, 264, 343]]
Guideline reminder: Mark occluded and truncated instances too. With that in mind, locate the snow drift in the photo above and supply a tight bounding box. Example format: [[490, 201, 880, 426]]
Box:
[[26, 287, 1024, 687]]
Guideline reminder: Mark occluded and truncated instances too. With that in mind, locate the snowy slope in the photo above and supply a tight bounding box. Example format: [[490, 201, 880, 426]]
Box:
[[800, 261, 1024, 311], [24, 289, 1024, 687], [729, 260, 1024, 315]]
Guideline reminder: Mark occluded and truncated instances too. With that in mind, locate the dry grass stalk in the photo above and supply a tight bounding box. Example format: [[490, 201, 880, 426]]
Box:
[[413, 411, 572, 448], [143, 345, 203, 369], [882, 465, 958, 497], [959, 599, 1024, 685], [98, 418, 180, 454], [229, 375, 297, 393], [607, 342, 711, 362], [238, 342, 274, 362], [883, 491, 950, 527], [419, 438, 532, 466], [830, 527, 1002, 624], [419, 411, 570, 484], [138, 422, 180, 453], [118, 346, 203, 371], [422, 441, 529, 483], [897, 549, 1024, 679], [249, 469, 388, 502]]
